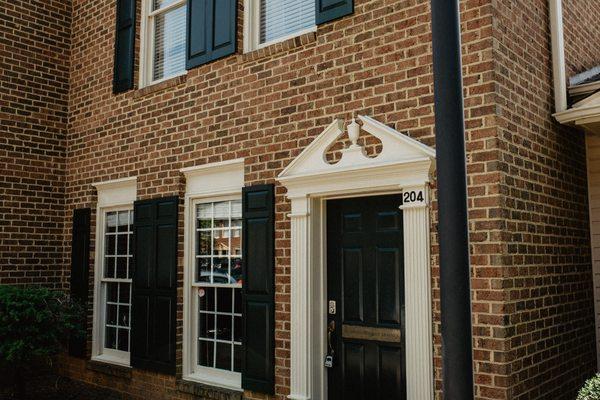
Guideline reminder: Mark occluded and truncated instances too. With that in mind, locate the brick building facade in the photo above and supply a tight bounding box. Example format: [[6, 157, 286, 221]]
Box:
[[1, 0, 600, 399]]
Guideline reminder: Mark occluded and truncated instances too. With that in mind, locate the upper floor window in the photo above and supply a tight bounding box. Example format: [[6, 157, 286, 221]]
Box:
[[245, 0, 316, 51], [140, 0, 187, 87]]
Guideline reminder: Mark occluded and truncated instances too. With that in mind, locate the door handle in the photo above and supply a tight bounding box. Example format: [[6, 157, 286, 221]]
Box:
[[327, 320, 336, 355]]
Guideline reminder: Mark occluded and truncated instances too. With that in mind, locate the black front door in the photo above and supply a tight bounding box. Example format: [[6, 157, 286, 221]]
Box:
[[326, 194, 406, 400]]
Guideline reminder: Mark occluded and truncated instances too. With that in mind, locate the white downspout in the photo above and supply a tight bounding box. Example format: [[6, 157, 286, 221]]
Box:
[[549, 0, 568, 113]]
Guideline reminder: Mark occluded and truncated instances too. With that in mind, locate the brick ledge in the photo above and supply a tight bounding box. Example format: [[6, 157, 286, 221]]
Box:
[[86, 360, 132, 379], [177, 379, 242, 400]]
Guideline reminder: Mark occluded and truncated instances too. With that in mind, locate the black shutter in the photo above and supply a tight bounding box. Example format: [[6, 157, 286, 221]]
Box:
[[113, 0, 136, 93], [316, 0, 353, 25], [242, 184, 275, 394], [186, 0, 236, 70], [69, 208, 91, 358], [131, 196, 178, 375]]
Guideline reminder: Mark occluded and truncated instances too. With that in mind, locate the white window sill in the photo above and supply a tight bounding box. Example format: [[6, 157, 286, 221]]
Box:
[[134, 72, 187, 98], [92, 352, 130, 368], [140, 70, 187, 89], [245, 25, 317, 54], [183, 369, 243, 392]]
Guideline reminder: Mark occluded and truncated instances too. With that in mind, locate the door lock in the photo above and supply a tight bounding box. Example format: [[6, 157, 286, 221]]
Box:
[[328, 300, 336, 315]]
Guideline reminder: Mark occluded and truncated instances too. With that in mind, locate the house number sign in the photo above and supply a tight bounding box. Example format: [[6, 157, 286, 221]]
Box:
[[402, 189, 427, 206]]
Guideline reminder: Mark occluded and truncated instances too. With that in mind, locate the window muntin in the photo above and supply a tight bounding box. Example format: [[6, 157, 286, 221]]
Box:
[[193, 199, 243, 380], [101, 209, 133, 356], [141, 0, 187, 86], [259, 0, 315, 45]]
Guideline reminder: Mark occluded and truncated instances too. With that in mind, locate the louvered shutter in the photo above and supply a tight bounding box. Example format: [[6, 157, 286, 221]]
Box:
[[242, 184, 275, 394], [186, 0, 237, 70], [113, 0, 136, 93], [315, 0, 353, 25], [69, 208, 91, 358], [131, 196, 178, 375]]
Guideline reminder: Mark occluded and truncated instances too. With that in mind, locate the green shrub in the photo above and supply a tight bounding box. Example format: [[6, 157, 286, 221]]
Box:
[[0, 286, 84, 398], [578, 374, 600, 400]]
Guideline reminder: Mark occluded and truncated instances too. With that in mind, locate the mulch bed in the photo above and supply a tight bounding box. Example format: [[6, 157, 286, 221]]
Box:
[[0, 374, 122, 400]]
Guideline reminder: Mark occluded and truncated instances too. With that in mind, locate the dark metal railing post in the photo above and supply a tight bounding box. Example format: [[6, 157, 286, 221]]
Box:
[[430, 0, 475, 398]]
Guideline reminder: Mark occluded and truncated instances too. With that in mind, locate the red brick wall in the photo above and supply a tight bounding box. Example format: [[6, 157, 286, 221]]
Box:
[[60, 0, 506, 398], [493, 0, 599, 398], [562, 0, 600, 78], [0, 0, 71, 287]]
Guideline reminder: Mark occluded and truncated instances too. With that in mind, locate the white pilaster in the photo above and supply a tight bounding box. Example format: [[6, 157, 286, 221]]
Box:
[[401, 185, 434, 400], [288, 196, 312, 400]]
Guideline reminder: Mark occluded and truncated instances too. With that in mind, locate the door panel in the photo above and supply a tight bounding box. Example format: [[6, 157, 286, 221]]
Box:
[[327, 195, 406, 400]]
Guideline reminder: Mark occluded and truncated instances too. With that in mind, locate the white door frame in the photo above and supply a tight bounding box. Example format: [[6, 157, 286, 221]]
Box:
[[277, 116, 436, 400]]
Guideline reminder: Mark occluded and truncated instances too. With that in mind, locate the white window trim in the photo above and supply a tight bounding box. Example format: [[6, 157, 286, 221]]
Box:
[[91, 177, 137, 367], [181, 159, 245, 391], [139, 0, 188, 89], [243, 0, 317, 53]]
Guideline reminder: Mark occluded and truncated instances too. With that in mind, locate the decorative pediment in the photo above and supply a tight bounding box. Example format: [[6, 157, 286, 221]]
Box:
[[277, 115, 436, 197]]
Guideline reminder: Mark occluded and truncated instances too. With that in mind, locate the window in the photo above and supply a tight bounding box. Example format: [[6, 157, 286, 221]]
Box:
[[140, 0, 187, 86], [182, 159, 245, 390], [92, 177, 137, 366], [245, 0, 316, 51], [94, 208, 134, 365], [191, 198, 243, 387]]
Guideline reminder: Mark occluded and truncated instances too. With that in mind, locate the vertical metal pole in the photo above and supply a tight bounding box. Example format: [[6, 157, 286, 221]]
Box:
[[430, 0, 474, 399]]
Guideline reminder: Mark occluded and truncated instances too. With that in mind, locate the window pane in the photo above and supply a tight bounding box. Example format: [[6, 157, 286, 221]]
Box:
[[116, 257, 128, 279], [198, 340, 214, 368], [216, 288, 232, 313], [117, 211, 130, 232], [197, 203, 212, 227], [118, 305, 130, 328], [119, 283, 130, 304], [107, 283, 118, 303], [153, 5, 186, 81], [231, 230, 241, 256], [199, 312, 214, 339], [198, 231, 211, 255], [153, 0, 179, 10], [197, 258, 211, 282], [105, 326, 117, 349], [117, 234, 128, 255], [234, 288, 242, 314], [118, 328, 129, 352], [215, 342, 232, 371], [231, 258, 242, 283], [234, 316, 242, 342], [231, 200, 242, 220], [106, 304, 117, 325], [233, 344, 242, 372], [260, 0, 315, 44], [216, 315, 232, 341], [104, 257, 116, 279], [106, 212, 117, 233], [199, 288, 215, 312], [213, 202, 229, 228], [106, 235, 116, 256]]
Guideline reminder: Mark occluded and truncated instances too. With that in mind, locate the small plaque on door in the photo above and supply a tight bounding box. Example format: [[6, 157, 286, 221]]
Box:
[[342, 325, 402, 343]]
